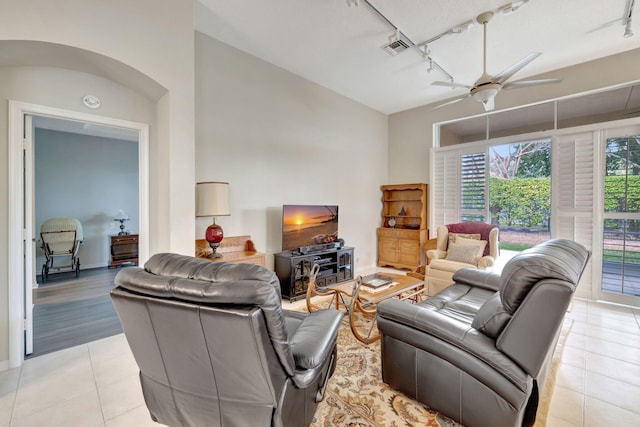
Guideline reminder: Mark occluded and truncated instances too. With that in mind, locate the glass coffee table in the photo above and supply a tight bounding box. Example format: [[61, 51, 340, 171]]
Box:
[[306, 271, 425, 344]]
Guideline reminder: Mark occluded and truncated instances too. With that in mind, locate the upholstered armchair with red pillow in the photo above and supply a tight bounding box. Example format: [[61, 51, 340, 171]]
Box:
[[425, 222, 499, 295]]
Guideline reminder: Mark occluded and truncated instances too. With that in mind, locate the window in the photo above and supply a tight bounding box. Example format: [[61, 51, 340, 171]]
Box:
[[601, 131, 640, 297]]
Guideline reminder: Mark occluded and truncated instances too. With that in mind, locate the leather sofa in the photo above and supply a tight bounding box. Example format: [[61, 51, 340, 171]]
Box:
[[377, 239, 590, 427], [111, 253, 343, 427]]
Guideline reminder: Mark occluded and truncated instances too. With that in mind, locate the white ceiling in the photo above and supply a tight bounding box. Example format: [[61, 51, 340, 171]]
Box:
[[195, 0, 640, 114]]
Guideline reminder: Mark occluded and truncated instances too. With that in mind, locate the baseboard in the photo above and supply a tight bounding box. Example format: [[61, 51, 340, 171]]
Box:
[[0, 359, 9, 372]]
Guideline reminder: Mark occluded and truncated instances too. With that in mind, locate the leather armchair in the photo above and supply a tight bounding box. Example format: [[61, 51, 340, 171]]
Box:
[[377, 239, 590, 427], [110, 253, 343, 427], [425, 222, 499, 295]]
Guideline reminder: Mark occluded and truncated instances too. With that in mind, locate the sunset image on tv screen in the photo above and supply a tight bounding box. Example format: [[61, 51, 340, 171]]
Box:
[[282, 205, 338, 251]]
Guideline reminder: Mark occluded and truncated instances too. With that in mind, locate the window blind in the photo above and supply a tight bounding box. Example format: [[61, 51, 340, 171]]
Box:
[[554, 131, 594, 294], [431, 148, 460, 234], [460, 152, 486, 222]]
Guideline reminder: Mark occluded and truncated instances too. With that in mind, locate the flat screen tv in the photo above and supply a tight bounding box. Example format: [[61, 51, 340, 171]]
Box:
[[282, 205, 339, 252]]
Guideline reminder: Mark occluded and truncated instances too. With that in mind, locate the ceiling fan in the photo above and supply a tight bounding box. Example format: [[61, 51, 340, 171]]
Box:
[[432, 11, 562, 111]]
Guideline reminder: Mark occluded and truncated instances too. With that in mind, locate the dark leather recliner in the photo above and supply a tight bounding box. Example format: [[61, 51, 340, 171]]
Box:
[[377, 239, 590, 427], [110, 253, 343, 427]]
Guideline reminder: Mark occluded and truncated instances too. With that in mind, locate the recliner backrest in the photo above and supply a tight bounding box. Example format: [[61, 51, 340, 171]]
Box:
[[116, 253, 296, 376], [494, 239, 590, 377], [111, 253, 301, 426], [111, 290, 286, 426], [498, 239, 590, 314]]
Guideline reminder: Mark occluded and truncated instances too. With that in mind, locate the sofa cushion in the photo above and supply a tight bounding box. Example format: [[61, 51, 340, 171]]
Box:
[[445, 243, 481, 264], [430, 258, 477, 273], [419, 284, 494, 325], [448, 232, 480, 246], [471, 292, 511, 338], [446, 222, 497, 256], [455, 236, 487, 258]]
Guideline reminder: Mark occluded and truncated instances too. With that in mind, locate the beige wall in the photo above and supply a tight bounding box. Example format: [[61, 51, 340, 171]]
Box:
[[0, 0, 194, 367], [388, 48, 640, 184], [195, 32, 388, 270]]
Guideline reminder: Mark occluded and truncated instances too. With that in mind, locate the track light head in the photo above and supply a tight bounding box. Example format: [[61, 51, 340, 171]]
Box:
[[624, 19, 634, 38]]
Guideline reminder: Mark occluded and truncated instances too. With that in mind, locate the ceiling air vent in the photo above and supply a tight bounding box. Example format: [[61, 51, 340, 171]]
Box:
[[383, 34, 411, 55]]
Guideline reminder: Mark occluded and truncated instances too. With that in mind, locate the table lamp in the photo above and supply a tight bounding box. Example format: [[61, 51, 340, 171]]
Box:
[[114, 210, 130, 235], [196, 181, 230, 258]]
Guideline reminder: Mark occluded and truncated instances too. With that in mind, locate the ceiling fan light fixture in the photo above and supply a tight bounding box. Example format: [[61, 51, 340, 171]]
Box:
[[471, 83, 500, 103]]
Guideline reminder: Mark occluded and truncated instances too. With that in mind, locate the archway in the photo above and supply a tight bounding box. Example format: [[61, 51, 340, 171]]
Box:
[[3, 40, 166, 368]]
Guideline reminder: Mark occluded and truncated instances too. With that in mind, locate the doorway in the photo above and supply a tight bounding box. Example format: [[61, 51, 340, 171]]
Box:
[[8, 101, 149, 368], [28, 115, 140, 357]]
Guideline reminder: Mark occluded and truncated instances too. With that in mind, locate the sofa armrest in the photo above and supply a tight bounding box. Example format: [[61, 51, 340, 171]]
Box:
[[377, 299, 529, 391], [477, 255, 495, 269], [427, 249, 447, 260], [451, 268, 500, 291], [288, 309, 342, 387]]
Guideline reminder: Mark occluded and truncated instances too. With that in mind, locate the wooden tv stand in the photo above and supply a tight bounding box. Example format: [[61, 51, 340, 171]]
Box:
[[274, 247, 354, 301], [196, 235, 266, 266]]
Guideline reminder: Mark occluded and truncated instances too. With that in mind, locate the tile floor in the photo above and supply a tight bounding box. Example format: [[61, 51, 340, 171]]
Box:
[[1, 286, 639, 426]]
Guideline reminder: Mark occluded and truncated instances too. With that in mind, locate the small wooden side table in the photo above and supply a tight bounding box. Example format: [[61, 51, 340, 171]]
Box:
[[196, 235, 266, 266], [109, 234, 139, 268]]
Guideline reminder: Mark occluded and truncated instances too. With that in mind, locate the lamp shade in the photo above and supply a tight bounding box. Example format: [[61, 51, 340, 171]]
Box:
[[114, 210, 130, 221], [196, 182, 230, 217]]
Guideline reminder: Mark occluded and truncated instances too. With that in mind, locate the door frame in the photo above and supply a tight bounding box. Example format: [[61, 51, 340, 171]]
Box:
[[8, 100, 149, 368]]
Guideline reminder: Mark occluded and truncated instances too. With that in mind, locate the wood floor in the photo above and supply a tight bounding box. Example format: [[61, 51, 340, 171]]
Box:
[[29, 266, 129, 358]]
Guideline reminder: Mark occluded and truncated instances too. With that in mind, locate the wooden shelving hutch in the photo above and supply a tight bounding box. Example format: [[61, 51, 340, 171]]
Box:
[[377, 183, 429, 270]]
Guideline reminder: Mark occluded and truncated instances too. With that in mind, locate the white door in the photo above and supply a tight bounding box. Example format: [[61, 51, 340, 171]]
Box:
[[24, 114, 35, 355]]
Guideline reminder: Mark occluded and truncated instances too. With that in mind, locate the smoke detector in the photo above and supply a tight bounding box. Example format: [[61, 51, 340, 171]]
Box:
[[82, 95, 101, 109], [383, 31, 411, 55]]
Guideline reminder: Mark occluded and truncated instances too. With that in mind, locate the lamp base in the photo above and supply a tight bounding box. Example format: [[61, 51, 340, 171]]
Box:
[[205, 223, 224, 258], [207, 242, 223, 258], [117, 221, 129, 235]]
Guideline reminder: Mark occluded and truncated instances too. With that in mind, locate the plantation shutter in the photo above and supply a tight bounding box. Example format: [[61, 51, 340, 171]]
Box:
[[460, 152, 486, 221], [553, 132, 594, 296], [431, 148, 459, 234]]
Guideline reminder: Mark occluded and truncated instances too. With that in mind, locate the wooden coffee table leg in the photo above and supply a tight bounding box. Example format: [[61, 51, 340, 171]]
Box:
[[306, 264, 339, 312], [349, 277, 381, 344]]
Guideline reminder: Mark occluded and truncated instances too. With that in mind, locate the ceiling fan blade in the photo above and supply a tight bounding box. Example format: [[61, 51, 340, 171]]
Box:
[[503, 78, 563, 89], [494, 52, 541, 84], [483, 97, 495, 111], [432, 81, 472, 90], [432, 94, 470, 110]]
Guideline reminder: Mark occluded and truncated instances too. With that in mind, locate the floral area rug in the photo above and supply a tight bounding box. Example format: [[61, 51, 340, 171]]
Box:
[[306, 297, 459, 427], [305, 297, 572, 427]]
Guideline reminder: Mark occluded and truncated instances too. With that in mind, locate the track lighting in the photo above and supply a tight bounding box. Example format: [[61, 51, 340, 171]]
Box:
[[624, 19, 634, 37], [389, 28, 400, 43], [346, 0, 360, 7], [451, 20, 474, 34], [498, 0, 529, 16], [624, 0, 635, 38]]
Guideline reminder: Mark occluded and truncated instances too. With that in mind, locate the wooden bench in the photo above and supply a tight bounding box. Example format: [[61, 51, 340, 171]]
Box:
[[196, 235, 266, 266]]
